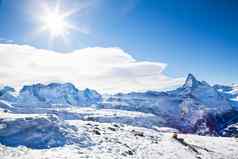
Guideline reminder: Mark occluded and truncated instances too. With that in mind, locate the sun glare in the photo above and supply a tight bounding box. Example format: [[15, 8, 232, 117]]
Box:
[[38, 1, 77, 40], [43, 12, 67, 37]]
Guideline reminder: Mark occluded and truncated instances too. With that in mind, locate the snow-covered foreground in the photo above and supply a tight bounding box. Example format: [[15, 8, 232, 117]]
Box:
[[0, 108, 238, 159]]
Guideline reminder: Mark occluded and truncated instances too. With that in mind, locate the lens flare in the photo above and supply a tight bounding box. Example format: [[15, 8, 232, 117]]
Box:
[[43, 12, 67, 37], [38, 1, 77, 41]]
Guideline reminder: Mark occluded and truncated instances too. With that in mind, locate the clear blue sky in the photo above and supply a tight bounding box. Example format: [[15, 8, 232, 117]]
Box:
[[0, 0, 237, 85]]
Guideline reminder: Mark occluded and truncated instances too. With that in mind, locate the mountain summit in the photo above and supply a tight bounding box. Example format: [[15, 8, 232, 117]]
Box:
[[183, 73, 200, 88], [0, 74, 237, 136], [0, 86, 17, 102], [16, 83, 102, 107], [103, 73, 234, 134]]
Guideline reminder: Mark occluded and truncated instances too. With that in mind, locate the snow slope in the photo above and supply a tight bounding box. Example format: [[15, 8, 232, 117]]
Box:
[[0, 111, 237, 159], [227, 86, 238, 108], [222, 122, 238, 137], [52, 107, 166, 129], [0, 115, 93, 149], [214, 84, 238, 107], [102, 74, 233, 134], [0, 103, 166, 130]]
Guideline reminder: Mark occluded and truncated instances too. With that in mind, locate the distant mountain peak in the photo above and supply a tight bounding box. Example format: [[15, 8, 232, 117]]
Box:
[[17, 82, 102, 106], [183, 73, 200, 88], [0, 86, 15, 93], [0, 86, 17, 102]]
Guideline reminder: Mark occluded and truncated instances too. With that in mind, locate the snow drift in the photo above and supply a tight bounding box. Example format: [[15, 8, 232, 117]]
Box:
[[0, 115, 93, 149]]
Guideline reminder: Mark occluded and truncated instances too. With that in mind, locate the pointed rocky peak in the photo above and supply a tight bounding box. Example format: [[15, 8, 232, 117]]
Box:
[[0, 86, 15, 93], [20, 84, 43, 93], [48, 82, 79, 92], [48, 82, 76, 89], [20, 83, 79, 93], [83, 88, 102, 100], [84, 88, 91, 93], [183, 73, 201, 88], [0, 86, 15, 96], [0, 86, 17, 102]]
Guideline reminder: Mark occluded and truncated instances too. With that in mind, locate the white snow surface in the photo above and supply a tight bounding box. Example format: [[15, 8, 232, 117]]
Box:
[[229, 85, 238, 95], [0, 114, 93, 149], [0, 109, 238, 159], [214, 84, 238, 108], [52, 107, 166, 128], [229, 85, 238, 102]]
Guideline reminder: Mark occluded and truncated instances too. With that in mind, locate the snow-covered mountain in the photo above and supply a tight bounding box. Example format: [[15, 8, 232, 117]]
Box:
[[0, 74, 238, 159], [214, 84, 238, 108], [0, 86, 17, 102], [102, 74, 235, 135], [14, 83, 102, 107], [0, 74, 237, 136], [172, 74, 231, 113], [222, 122, 238, 137]]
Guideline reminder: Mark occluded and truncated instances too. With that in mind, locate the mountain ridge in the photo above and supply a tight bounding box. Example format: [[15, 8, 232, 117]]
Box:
[[0, 73, 238, 136]]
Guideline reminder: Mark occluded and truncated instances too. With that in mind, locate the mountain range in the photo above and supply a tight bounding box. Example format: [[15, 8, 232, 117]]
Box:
[[0, 73, 238, 136]]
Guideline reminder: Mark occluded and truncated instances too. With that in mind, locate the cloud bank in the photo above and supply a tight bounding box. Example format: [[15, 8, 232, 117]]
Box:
[[0, 44, 184, 93]]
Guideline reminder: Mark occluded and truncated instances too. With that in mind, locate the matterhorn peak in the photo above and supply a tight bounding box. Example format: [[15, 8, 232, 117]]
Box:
[[183, 73, 200, 88]]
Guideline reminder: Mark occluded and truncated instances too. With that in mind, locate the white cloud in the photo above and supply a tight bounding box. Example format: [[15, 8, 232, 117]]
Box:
[[0, 43, 184, 93], [0, 38, 14, 44]]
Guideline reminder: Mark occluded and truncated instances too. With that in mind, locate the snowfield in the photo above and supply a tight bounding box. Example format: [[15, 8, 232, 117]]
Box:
[[0, 115, 93, 149], [0, 108, 238, 159]]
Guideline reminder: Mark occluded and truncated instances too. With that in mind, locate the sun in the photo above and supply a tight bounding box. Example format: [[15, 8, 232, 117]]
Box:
[[42, 12, 68, 37], [38, 1, 76, 40]]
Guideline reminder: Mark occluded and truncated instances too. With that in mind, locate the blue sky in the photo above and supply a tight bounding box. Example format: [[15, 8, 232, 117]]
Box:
[[0, 0, 237, 89]]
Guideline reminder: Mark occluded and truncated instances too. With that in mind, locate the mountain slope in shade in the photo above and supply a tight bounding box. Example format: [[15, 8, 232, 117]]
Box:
[[0, 115, 93, 149], [171, 74, 231, 113], [222, 122, 238, 137], [214, 84, 238, 108], [0, 86, 17, 102], [102, 74, 233, 134]]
